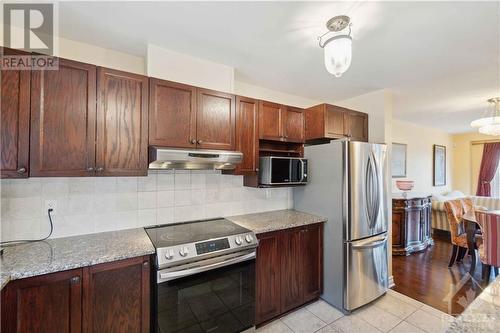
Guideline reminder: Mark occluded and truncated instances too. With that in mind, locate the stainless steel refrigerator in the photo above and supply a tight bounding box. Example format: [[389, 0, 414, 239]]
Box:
[[294, 140, 389, 313]]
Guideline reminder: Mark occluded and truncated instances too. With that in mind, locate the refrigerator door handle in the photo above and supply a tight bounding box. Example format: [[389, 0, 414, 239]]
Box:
[[370, 151, 381, 227], [365, 158, 374, 228], [351, 235, 388, 249]]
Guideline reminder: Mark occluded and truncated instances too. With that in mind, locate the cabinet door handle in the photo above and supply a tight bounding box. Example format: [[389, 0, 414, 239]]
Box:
[[197, 139, 203, 144], [16, 167, 26, 174], [87, 167, 94, 172], [190, 139, 196, 144], [96, 167, 104, 172], [70, 276, 80, 285]]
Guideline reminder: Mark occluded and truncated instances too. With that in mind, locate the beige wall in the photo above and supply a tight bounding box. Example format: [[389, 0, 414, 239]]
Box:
[[391, 120, 453, 195], [452, 132, 498, 195]]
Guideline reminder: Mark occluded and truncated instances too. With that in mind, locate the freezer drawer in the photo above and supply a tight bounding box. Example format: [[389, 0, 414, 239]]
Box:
[[344, 233, 388, 311]]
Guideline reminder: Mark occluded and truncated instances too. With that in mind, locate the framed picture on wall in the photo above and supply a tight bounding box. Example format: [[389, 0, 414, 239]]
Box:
[[392, 143, 407, 178], [433, 144, 446, 186]]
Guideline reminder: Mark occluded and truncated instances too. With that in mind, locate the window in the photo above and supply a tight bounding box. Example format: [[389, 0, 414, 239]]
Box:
[[491, 161, 500, 198]]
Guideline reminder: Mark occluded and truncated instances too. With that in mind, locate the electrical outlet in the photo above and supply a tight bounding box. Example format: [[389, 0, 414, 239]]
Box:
[[45, 200, 57, 215]]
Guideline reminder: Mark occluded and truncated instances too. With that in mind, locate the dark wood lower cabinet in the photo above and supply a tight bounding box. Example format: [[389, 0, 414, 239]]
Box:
[[1, 268, 83, 333], [392, 196, 433, 256], [1, 256, 150, 333], [256, 223, 324, 325], [255, 230, 282, 324]]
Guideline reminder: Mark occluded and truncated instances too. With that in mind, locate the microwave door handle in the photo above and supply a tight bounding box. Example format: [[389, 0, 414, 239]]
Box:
[[299, 159, 305, 182]]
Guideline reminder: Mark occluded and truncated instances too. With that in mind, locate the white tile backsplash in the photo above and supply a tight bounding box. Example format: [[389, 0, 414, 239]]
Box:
[[0, 170, 293, 241]]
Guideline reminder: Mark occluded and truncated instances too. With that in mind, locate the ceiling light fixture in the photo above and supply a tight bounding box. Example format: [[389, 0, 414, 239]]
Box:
[[318, 15, 352, 78], [471, 97, 500, 136]]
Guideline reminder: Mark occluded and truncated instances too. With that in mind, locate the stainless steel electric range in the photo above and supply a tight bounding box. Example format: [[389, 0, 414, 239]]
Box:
[[145, 218, 258, 333]]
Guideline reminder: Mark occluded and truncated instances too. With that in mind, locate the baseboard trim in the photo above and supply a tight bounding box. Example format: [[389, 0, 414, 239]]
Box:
[[388, 275, 395, 288]]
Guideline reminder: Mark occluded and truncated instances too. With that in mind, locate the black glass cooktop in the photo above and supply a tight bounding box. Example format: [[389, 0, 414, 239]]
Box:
[[145, 218, 251, 248]]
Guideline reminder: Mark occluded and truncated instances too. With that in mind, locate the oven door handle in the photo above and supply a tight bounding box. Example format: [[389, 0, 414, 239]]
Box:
[[159, 251, 256, 282]]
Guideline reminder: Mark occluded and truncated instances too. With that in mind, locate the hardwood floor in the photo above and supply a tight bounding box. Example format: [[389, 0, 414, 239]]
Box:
[[392, 233, 496, 316]]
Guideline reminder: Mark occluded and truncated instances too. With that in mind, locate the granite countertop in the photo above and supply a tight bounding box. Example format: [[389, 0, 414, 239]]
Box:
[[228, 209, 327, 234], [0, 228, 155, 290], [446, 275, 500, 332]]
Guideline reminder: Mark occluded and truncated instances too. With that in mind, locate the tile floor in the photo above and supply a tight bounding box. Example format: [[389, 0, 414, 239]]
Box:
[[255, 290, 455, 333]]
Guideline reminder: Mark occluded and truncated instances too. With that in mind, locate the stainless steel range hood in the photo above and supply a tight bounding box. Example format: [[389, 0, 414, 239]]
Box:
[[148, 147, 243, 170]]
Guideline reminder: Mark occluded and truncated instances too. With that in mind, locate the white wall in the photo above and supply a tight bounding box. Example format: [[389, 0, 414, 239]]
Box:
[[391, 119, 453, 195], [335, 89, 392, 144], [234, 81, 320, 108], [2, 25, 146, 74], [58, 37, 145, 74], [0, 171, 291, 241], [147, 44, 234, 92]]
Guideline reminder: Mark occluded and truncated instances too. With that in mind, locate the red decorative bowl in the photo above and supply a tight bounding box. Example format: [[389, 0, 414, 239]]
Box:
[[396, 180, 414, 191]]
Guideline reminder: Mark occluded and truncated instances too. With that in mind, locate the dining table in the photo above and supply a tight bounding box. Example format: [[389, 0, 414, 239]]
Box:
[[462, 210, 500, 275]]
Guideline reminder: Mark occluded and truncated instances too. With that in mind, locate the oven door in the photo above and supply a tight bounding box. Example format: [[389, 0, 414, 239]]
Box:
[[153, 250, 256, 333]]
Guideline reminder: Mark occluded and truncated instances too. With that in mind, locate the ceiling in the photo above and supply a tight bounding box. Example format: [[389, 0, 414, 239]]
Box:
[[58, 1, 500, 133]]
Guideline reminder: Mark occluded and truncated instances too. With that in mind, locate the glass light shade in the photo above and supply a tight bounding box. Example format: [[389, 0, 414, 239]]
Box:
[[470, 116, 500, 128], [478, 124, 500, 136], [324, 35, 352, 77]]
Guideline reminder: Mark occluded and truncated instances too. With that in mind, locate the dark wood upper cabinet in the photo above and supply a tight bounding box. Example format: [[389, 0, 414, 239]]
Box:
[[283, 106, 305, 143], [1, 48, 30, 178], [259, 101, 305, 143], [196, 89, 235, 150], [1, 268, 83, 333], [255, 230, 281, 325], [325, 105, 346, 138], [96, 67, 149, 176], [149, 78, 196, 148], [235, 96, 259, 175], [259, 101, 283, 141], [345, 110, 369, 142], [30, 58, 97, 177], [82, 256, 150, 333], [306, 103, 368, 143]]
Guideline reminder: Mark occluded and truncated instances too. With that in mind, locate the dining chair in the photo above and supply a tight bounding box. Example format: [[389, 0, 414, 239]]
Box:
[[476, 211, 500, 281], [444, 198, 480, 267]]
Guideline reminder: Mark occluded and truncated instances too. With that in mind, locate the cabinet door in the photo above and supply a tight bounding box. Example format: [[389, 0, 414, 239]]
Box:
[[259, 101, 283, 141], [325, 105, 345, 138], [283, 107, 305, 143], [1, 269, 82, 333], [196, 89, 235, 150], [96, 67, 149, 176], [256, 231, 281, 325], [280, 227, 303, 312], [30, 58, 97, 177], [82, 256, 150, 333], [235, 96, 259, 174], [345, 111, 368, 142], [1, 54, 30, 178], [149, 78, 197, 148], [301, 224, 323, 302]]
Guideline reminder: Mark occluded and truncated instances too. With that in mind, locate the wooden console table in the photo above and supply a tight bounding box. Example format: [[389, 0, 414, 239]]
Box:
[[392, 194, 434, 256]]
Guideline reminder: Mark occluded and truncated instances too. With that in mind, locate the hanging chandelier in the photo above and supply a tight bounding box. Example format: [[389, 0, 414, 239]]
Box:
[[471, 97, 500, 136], [318, 15, 352, 78]]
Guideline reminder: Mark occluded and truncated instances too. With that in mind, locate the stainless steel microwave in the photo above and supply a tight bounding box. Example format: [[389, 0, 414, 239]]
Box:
[[259, 156, 308, 185]]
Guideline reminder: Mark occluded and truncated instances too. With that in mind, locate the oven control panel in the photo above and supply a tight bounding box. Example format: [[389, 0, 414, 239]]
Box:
[[156, 232, 258, 269], [195, 238, 230, 254]]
